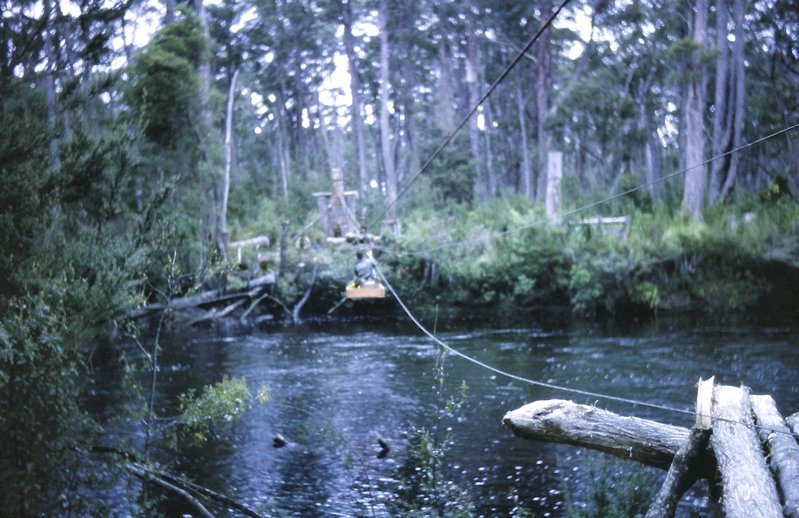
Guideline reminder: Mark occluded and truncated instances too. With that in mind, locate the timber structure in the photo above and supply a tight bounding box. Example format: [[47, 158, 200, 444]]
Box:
[[503, 377, 799, 517], [313, 166, 361, 240]]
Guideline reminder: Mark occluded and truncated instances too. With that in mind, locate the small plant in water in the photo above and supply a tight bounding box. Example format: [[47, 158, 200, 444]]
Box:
[[393, 347, 475, 517], [562, 451, 657, 518]]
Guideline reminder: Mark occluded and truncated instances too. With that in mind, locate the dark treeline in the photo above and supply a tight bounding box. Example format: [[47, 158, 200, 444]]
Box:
[[1, 0, 798, 514]]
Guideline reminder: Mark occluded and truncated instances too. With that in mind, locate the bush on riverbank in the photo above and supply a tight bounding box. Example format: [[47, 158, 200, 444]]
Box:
[[377, 197, 799, 319]]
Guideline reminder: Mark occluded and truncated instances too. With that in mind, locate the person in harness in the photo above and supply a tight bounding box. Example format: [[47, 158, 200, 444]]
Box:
[[353, 250, 376, 287]]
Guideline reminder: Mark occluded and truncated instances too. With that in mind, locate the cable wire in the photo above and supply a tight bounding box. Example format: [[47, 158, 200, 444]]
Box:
[[402, 121, 799, 257], [374, 263, 799, 439]]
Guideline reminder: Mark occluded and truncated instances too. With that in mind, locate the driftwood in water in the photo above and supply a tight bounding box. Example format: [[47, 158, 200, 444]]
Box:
[[502, 399, 690, 470], [751, 395, 799, 518], [290, 261, 317, 325], [185, 299, 246, 327], [130, 274, 275, 319], [710, 385, 782, 518], [126, 463, 214, 518], [127, 462, 263, 518]]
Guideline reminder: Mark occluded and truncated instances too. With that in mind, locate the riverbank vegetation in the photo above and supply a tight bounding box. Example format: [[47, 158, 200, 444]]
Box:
[[383, 194, 799, 320], [2, 0, 799, 514]]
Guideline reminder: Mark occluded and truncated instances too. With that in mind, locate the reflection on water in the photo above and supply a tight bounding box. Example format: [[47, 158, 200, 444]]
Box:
[[97, 317, 799, 516]]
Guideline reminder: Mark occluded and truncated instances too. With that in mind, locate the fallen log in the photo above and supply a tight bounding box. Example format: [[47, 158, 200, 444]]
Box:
[[129, 276, 274, 320], [186, 299, 246, 327], [502, 399, 690, 470], [127, 463, 215, 518], [711, 385, 782, 518], [751, 394, 799, 518]]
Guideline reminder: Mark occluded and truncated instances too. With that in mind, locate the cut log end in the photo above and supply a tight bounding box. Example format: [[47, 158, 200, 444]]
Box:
[[503, 399, 689, 470]]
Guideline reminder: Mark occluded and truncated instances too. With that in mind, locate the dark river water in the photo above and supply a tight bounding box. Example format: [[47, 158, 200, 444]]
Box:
[[96, 314, 799, 516]]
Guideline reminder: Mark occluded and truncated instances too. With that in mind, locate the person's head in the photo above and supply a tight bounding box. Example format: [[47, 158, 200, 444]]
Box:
[[356, 251, 364, 260]]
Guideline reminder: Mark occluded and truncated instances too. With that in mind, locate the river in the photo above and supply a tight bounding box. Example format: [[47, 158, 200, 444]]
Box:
[[95, 314, 799, 516]]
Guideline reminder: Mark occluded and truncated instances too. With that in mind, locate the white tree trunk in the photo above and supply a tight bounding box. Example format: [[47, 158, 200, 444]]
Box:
[[218, 69, 239, 259], [517, 83, 533, 199]]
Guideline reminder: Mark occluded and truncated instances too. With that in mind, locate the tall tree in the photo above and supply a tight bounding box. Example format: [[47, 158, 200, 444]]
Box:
[[218, 68, 239, 259], [719, 0, 746, 200], [342, 0, 368, 193], [535, 20, 552, 200], [378, 0, 398, 231], [465, 0, 483, 201], [709, 0, 730, 203], [682, 0, 709, 220]]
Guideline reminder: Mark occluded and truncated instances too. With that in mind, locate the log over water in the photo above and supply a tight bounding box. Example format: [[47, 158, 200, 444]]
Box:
[[502, 399, 690, 470], [711, 385, 782, 518], [751, 395, 799, 518], [504, 384, 799, 517]]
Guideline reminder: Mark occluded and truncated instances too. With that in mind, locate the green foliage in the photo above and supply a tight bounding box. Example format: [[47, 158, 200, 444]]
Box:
[[424, 132, 476, 207], [126, 9, 205, 146], [0, 83, 53, 295], [178, 376, 259, 444], [394, 350, 474, 517], [390, 197, 799, 318], [393, 201, 571, 310], [0, 287, 95, 516], [0, 73, 161, 517]]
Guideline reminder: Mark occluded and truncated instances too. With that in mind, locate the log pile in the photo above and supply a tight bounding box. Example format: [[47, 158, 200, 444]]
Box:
[[129, 273, 276, 323], [503, 378, 799, 518]]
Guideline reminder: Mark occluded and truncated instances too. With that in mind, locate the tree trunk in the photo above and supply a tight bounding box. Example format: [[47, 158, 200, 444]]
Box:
[[435, 28, 455, 134], [535, 25, 551, 200], [719, 0, 746, 201], [164, 0, 176, 24], [517, 83, 533, 199], [276, 89, 291, 202], [378, 0, 398, 232], [466, 1, 483, 201], [711, 385, 782, 518], [343, 0, 368, 193], [193, 0, 211, 128], [218, 69, 239, 261], [484, 97, 497, 197], [503, 399, 691, 470], [645, 115, 664, 200], [682, 0, 708, 221], [709, 0, 730, 203]]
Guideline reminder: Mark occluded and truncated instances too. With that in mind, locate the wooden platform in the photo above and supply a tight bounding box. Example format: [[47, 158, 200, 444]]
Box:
[[346, 283, 386, 299]]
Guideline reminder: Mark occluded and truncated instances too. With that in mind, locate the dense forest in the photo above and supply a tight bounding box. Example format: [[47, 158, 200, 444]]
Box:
[[1, 0, 798, 515]]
